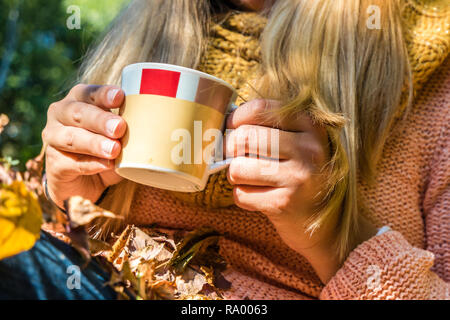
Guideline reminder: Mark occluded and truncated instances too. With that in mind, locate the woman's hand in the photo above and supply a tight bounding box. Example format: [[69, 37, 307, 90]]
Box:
[[42, 84, 127, 209], [225, 99, 343, 282]]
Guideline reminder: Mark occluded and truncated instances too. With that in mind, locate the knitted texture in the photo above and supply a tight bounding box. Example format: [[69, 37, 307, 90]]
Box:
[[125, 6, 450, 299], [397, 0, 450, 118]]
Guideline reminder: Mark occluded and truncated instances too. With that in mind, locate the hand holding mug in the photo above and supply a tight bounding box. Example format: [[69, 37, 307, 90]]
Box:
[[224, 98, 343, 282], [42, 85, 127, 208]]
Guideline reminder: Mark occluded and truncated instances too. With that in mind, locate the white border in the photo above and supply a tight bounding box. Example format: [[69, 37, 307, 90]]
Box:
[[122, 62, 236, 93]]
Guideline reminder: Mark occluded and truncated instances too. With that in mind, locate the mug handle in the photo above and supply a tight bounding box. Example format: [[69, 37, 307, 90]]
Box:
[[206, 103, 238, 175]]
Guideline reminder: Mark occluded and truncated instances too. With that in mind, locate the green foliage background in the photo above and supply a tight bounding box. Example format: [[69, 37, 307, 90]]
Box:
[[0, 0, 128, 169]]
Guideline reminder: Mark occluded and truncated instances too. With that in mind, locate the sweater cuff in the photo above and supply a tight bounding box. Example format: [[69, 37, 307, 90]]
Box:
[[320, 230, 435, 300]]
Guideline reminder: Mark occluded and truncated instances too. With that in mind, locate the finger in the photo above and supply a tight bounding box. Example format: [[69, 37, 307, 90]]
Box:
[[224, 124, 301, 159], [227, 156, 288, 187], [233, 185, 287, 214], [46, 145, 115, 179], [52, 100, 126, 139], [68, 84, 124, 109], [226, 99, 315, 132], [44, 125, 121, 159]]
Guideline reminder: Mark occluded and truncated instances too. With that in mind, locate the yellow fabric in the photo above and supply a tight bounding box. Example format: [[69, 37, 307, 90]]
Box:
[[0, 181, 42, 260], [171, 2, 450, 208], [400, 0, 450, 114]]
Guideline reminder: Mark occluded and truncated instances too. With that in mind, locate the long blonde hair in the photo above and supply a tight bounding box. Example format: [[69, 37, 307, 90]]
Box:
[[258, 0, 411, 259], [81, 0, 411, 261]]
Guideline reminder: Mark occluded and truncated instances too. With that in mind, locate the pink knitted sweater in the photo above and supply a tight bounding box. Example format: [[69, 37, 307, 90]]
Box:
[[127, 59, 450, 300]]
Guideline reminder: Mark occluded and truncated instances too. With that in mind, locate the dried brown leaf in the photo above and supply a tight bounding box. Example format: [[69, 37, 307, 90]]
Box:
[[104, 225, 230, 299], [62, 196, 122, 263], [175, 267, 208, 297], [65, 196, 123, 228], [110, 225, 174, 272], [89, 238, 112, 257], [169, 227, 220, 273], [108, 225, 133, 263]]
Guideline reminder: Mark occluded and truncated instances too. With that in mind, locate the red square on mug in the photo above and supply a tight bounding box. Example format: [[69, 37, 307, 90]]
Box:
[[139, 69, 181, 97]]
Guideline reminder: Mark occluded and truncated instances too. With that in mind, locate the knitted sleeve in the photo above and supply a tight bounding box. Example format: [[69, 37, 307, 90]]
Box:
[[319, 229, 449, 299], [422, 82, 450, 284], [320, 73, 450, 300]]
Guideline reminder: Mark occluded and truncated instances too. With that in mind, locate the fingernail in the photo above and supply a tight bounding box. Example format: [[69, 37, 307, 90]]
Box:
[[101, 140, 115, 156], [107, 88, 120, 105], [106, 118, 121, 136]]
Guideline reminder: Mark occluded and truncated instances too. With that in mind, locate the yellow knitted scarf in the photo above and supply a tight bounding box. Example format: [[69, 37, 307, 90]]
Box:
[[172, 1, 450, 209]]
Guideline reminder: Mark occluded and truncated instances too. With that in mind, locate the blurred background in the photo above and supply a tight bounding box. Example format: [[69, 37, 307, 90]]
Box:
[[0, 0, 128, 169]]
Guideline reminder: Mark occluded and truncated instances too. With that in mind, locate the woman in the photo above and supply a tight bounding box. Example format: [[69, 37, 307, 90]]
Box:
[[9, 0, 449, 299]]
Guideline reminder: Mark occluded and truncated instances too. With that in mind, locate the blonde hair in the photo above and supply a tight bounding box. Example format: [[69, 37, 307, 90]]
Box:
[[258, 0, 411, 259], [80, 0, 411, 260]]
